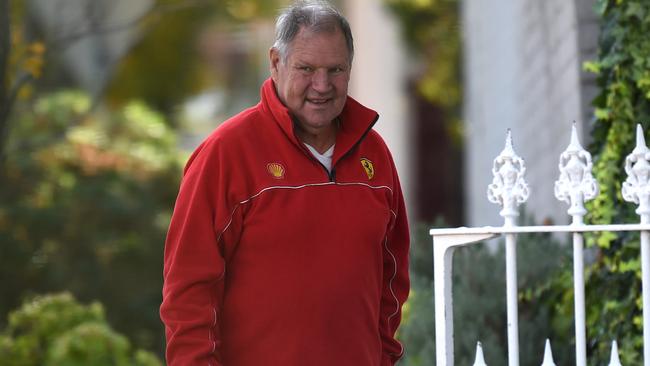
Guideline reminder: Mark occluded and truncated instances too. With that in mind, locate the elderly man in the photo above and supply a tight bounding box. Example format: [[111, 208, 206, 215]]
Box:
[[160, 1, 410, 365]]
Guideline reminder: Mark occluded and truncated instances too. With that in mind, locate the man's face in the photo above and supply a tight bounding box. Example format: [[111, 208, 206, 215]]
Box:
[[270, 27, 351, 135]]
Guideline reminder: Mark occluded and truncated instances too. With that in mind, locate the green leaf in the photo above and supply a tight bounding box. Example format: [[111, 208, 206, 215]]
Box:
[[583, 60, 601, 74]]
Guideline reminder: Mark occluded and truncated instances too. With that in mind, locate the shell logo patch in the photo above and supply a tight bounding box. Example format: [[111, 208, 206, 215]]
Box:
[[360, 158, 374, 180], [267, 162, 285, 179]]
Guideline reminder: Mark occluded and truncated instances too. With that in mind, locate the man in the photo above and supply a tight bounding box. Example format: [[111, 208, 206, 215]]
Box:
[[160, 1, 410, 365]]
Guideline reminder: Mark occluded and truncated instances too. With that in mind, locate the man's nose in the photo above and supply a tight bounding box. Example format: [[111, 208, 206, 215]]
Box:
[[311, 69, 332, 93]]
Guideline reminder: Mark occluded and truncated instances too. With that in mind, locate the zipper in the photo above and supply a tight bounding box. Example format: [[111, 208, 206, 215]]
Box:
[[305, 149, 336, 182], [297, 114, 379, 183], [329, 114, 379, 181], [295, 134, 337, 181]]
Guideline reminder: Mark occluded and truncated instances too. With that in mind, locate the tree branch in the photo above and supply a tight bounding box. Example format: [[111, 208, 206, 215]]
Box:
[[50, 0, 214, 48], [0, 72, 34, 159]]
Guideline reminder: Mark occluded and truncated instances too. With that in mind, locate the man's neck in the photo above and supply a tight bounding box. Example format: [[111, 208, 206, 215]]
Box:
[[294, 120, 338, 154]]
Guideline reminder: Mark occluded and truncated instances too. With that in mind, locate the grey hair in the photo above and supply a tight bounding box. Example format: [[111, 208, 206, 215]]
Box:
[[272, 1, 354, 64]]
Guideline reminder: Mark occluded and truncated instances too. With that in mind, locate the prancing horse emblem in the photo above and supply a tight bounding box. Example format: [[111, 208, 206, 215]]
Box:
[[360, 158, 374, 180]]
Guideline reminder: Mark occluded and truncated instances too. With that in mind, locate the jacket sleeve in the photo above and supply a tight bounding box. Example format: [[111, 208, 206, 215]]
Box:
[[160, 142, 232, 366], [380, 166, 411, 366]]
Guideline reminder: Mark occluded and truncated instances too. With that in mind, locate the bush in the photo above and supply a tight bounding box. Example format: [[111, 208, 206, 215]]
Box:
[[0, 91, 184, 355], [0, 293, 161, 366]]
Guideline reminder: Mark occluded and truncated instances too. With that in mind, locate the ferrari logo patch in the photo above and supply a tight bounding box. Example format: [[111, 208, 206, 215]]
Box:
[[360, 158, 374, 180], [267, 162, 285, 179]]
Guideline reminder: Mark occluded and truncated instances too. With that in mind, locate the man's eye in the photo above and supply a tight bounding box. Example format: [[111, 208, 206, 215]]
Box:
[[330, 67, 345, 74], [299, 66, 313, 72]]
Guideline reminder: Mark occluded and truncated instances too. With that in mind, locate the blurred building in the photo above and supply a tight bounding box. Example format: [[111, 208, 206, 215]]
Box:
[[462, 0, 599, 226]]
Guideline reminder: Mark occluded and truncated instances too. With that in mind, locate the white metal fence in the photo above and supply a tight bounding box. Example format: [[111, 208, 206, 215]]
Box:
[[430, 124, 650, 366]]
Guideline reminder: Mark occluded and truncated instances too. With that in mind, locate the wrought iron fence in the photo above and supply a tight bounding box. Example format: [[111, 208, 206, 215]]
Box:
[[430, 124, 650, 366]]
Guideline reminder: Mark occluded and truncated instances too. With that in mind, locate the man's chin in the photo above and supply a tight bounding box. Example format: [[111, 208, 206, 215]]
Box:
[[296, 112, 334, 124], [295, 116, 338, 131]]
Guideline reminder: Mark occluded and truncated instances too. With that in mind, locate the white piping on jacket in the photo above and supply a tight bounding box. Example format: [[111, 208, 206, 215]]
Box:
[[210, 307, 217, 355], [216, 181, 394, 243], [384, 234, 404, 358]]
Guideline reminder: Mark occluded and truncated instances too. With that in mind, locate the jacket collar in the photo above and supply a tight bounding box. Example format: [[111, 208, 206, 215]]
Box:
[[259, 78, 379, 166]]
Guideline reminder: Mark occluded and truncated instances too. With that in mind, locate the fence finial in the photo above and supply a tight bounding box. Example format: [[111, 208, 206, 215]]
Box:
[[472, 341, 488, 366], [636, 123, 647, 152], [554, 123, 599, 224], [622, 124, 650, 221], [608, 340, 622, 366], [487, 129, 529, 226], [540, 339, 556, 366]]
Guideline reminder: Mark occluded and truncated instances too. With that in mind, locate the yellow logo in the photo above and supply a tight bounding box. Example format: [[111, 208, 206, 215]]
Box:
[[267, 163, 285, 179], [360, 158, 374, 180]]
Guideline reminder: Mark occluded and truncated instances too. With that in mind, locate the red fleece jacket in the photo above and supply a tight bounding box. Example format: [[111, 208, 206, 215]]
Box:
[[160, 78, 410, 366]]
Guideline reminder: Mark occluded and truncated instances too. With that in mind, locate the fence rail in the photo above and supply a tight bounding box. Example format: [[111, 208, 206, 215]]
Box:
[[430, 124, 650, 365]]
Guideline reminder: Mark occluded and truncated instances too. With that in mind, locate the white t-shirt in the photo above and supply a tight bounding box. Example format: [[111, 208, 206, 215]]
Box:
[[304, 143, 335, 173]]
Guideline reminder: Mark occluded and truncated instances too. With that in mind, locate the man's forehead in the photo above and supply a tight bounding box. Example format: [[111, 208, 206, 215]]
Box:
[[286, 27, 350, 64], [294, 25, 344, 43]]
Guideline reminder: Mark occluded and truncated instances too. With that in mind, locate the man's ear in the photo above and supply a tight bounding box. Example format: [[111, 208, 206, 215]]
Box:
[[269, 48, 281, 81]]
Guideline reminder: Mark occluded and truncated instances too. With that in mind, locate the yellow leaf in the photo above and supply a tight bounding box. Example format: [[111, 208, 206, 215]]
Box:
[[18, 85, 33, 100], [29, 41, 46, 55], [23, 57, 44, 78]]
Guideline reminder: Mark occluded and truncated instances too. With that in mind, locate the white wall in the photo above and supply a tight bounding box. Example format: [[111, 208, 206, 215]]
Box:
[[345, 0, 413, 212], [463, 0, 597, 226]]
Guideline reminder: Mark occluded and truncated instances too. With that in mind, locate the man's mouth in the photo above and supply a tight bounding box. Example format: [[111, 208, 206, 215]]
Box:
[[307, 98, 331, 105]]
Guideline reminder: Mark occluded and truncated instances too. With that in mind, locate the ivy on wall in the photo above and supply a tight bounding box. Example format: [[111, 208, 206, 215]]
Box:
[[577, 0, 650, 364]]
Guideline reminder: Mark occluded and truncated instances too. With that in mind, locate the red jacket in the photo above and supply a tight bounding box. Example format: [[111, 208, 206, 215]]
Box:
[[161, 78, 410, 366]]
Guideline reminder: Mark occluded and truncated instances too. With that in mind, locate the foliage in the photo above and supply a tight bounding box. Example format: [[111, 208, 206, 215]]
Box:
[[398, 220, 571, 365], [554, 0, 650, 364], [0, 292, 161, 366], [0, 90, 183, 356], [383, 0, 461, 110]]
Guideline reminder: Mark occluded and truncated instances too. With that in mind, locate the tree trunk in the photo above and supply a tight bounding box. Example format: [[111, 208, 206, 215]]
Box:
[[0, 0, 11, 156]]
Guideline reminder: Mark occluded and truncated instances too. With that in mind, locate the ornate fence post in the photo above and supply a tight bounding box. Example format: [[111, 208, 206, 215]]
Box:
[[430, 125, 650, 365], [487, 130, 529, 366], [554, 124, 598, 366], [622, 123, 650, 366]]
